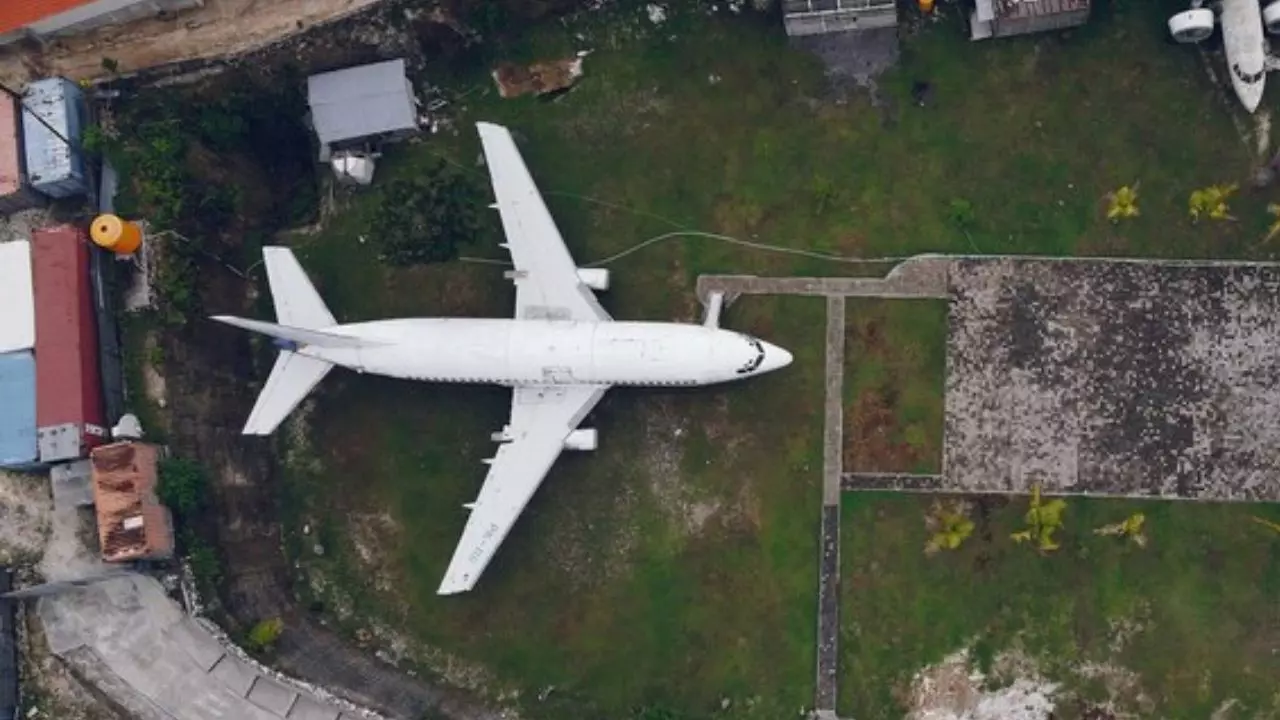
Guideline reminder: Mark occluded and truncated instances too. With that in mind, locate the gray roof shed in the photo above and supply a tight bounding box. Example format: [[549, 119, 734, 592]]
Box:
[[306, 59, 419, 147]]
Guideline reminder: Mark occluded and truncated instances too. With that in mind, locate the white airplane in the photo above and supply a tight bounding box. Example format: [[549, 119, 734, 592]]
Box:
[[212, 122, 794, 595], [1169, 0, 1280, 112]]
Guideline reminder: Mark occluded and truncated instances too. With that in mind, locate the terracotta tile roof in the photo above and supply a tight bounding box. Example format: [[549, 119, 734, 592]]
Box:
[[90, 441, 175, 563], [0, 0, 99, 37]]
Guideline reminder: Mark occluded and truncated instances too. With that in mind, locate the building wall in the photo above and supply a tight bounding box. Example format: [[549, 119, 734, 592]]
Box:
[[784, 5, 898, 35], [992, 8, 1089, 37], [1, 0, 203, 46]]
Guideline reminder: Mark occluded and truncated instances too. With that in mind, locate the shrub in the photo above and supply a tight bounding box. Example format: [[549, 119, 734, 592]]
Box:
[[158, 457, 208, 516], [246, 617, 284, 654], [371, 159, 484, 267]]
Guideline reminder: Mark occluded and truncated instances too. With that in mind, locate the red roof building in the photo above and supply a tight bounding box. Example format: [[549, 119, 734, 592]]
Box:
[[31, 223, 107, 463], [0, 0, 203, 47], [90, 441, 174, 563]]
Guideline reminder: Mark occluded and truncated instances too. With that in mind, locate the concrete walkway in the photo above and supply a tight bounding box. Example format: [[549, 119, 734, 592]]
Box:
[[814, 297, 846, 716], [39, 574, 369, 720]]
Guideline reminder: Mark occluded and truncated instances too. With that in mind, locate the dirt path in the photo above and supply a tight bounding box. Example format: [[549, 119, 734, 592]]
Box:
[[0, 0, 389, 87]]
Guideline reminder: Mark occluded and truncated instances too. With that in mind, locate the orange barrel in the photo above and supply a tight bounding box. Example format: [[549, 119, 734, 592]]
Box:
[[89, 214, 142, 255], [919, 0, 936, 11]]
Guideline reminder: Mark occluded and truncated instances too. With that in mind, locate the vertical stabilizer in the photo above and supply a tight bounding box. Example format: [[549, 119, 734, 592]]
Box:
[[263, 246, 336, 329]]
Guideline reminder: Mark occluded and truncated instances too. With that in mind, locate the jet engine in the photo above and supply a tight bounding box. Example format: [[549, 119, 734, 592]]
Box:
[[1168, 8, 1215, 43], [576, 268, 610, 291], [564, 429, 598, 451], [1265, 0, 1280, 34]]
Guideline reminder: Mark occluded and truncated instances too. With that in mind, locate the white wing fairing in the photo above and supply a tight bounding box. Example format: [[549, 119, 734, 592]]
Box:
[[438, 384, 609, 595]]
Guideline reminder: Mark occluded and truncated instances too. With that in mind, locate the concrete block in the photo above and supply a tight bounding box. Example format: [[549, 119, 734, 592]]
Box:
[[169, 617, 226, 672], [247, 675, 298, 716], [287, 695, 341, 720], [209, 655, 257, 697]]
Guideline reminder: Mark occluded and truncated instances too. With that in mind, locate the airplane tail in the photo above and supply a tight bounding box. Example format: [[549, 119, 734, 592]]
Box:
[[212, 246, 352, 436]]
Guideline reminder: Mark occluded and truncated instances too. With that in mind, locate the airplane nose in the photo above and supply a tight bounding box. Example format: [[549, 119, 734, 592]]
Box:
[[760, 342, 793, 372]]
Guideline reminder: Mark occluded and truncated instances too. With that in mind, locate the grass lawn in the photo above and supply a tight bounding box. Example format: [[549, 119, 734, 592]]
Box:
[[269, 0, 1280, 718], [840, 493, 1280, 718]]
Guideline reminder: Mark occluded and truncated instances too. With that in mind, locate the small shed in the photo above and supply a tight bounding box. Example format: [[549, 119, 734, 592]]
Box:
[[783, 0, 898, 36], [970, 0, 1090, 40], [22, 77, 88, 199], [90, 441, 174, 563], [306, 59, 420, 162]]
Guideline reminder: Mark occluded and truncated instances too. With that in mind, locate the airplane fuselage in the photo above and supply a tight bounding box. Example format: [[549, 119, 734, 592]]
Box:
[[1223, 0, 1267, 112], [297, 318, 791, 387]]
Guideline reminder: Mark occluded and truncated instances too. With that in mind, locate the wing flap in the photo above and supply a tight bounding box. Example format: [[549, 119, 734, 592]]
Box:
[[263, 246, 337, 329]]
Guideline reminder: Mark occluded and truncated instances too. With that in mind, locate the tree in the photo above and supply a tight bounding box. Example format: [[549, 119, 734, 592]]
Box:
[[1188, 184, 1237, 222], [1263, 204, 1280, 244], [1106, 184, 1140, 222], [370, 160, 484, 267], [245, 617, 284, 654], [1252, 515, 1280, 535], [158, 457, 209, 516], [1094, 512, 1147, 548], [924, 500, 975, 556], [1011, 484, 1067, 553]]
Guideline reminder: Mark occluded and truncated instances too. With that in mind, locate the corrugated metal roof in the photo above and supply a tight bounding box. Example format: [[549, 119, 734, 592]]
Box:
[[306, 59, 418, 146], [90, 442, 174, 562], [0, 351, 37, 468], [0, 240, 35, 355], [22, 77, 86, 199], [0, 0, 97, 36], [32, 225, 104, 450]]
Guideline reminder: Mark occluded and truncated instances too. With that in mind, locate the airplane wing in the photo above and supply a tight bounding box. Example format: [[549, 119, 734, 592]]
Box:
[[437, 383, 608, 594], [476, 122, 612, 322]]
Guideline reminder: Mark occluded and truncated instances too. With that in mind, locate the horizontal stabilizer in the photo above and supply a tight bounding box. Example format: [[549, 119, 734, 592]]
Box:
[[210, 315, 366, 349], [242, 351, 332, 435]]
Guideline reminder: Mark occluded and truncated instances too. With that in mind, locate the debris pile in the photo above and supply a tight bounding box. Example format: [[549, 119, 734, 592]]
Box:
[[492, 56, 586, 98]]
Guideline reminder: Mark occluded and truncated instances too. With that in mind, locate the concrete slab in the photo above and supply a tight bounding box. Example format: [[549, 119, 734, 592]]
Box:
[[248, 676, 298, 716], [169, 617, 227, 672], [50, 460, 95, 508], [287, 695, 341, 720], [946, 257, 1280, 500], [210, 654, 258, 697], [38, 574, 354, 720]]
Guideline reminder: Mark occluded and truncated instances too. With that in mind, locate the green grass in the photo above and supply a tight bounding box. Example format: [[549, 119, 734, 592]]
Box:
[[269, 0, 1280, 717], [839, 494, 1280, 718], [284, 295, 824, 719], [844, 299, 947, 475]]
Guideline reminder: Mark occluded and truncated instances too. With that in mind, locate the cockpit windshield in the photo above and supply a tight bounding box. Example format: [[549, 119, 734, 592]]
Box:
[[735, 334, 766, 375]]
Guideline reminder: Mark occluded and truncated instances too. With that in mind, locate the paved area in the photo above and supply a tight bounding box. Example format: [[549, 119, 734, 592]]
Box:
[[0, 0, 387, 86], [945, 257, 1280, 500], [814, 297, 846, 713], [700, 252, 1280, 720], [38, 574, 370, 720], [789, 26, 899, 89], [696, 256, 950, 302]]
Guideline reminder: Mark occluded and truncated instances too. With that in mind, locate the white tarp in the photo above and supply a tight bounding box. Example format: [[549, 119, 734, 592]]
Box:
[[0, 240, 34, 354]]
